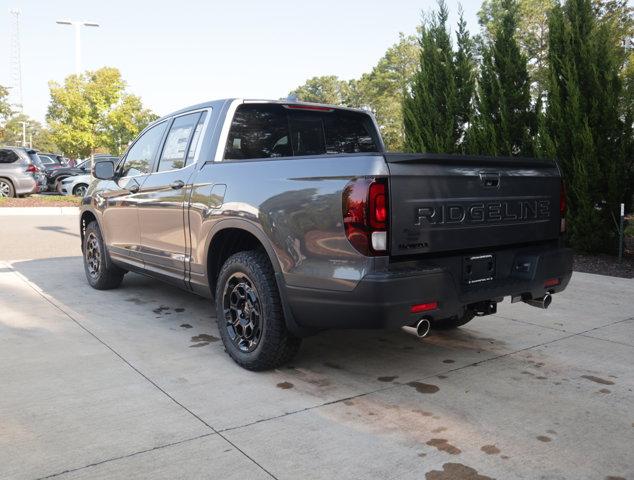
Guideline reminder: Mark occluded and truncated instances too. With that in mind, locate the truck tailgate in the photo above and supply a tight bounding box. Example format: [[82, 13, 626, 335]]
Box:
[[386, 153, 562, 256]]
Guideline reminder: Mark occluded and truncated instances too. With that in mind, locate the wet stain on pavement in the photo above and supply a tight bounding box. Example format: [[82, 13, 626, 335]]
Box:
[[190, 342, 208, 348], [180, 323, 193, 329], [277, 382, 293, 389], [125, 298, 147, 305], [323, 362, 343, 370], [437, 375, 448, 379], [425, 463, 494, 480], [599, 388, 611, 394], [191, 334, 219, 343], [426, 438, 461, 455], [174, 308, 185, 312], [153, 305, 170, 314], [442, 359, 455, 364], [412, 409, 433, 417], [581, 375, 614, 385], [500, 455, 510, 460], [605, 476, 626, 480], [343, 400, 355, 406], [481, 445, 500, 455], [536, 435, 551, 442], [418, 452, 427, 457], [378, 376, 398, 382], [407, 381, 440, 394]]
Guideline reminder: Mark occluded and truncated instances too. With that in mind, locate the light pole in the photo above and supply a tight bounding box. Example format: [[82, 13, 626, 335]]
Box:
[[19, 121, 27, 147], [55, 19, 100, 75]]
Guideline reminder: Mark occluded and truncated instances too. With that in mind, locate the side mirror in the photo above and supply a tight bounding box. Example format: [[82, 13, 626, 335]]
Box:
[[93, 160, 116, 180]]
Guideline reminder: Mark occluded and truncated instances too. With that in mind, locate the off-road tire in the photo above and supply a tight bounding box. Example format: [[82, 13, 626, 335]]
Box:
[[215, 250, 301, 371], [83, 221, 125, 290], [430, 311, 476, 330]]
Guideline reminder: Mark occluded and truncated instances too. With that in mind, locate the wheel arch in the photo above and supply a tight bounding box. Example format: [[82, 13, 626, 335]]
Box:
[[205, 220, 282, 295]]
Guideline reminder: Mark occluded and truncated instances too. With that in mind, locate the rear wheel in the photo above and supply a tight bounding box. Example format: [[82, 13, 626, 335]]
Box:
[[83, 221, 125, 290], [215, 250, 301, 371], [430, 311, 476, 330], [0, 178, 15, 198]]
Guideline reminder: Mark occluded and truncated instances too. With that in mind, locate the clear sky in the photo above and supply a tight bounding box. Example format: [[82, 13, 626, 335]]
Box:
[[0, 0, 481, 123]]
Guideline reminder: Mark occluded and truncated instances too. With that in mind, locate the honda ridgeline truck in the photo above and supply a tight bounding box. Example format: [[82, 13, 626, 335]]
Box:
[[81, 99, 573, 370]]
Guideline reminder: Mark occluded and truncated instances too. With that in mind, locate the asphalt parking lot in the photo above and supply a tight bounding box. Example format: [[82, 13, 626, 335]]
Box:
[[1, 214, 633, 480]]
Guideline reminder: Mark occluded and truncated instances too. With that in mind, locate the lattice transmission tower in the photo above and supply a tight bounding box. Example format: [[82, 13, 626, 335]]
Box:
[[8, 8, 23, 112]]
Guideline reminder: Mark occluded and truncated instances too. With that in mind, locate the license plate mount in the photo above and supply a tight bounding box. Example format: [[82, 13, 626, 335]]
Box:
[[463, 254, 496, 285]]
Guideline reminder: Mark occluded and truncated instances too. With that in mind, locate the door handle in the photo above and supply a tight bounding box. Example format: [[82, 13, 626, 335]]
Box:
[[170, 180, 185, 190]]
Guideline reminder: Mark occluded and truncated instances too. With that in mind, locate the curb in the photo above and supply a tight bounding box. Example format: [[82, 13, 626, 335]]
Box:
[[0, 207, 79, 216]]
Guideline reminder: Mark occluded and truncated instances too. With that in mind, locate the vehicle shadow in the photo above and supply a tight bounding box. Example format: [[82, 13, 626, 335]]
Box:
[[8, 255, 564, 389]]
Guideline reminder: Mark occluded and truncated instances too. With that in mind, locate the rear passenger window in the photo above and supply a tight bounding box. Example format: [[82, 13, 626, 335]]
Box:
[[224, 105, 290, 160], [157, 112, 202, 172], [224, 104, 379, 160], [0, 149, 19, 163]]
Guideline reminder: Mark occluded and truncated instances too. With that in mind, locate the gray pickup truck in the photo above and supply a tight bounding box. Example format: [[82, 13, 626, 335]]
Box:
[[81, 99, 573, 370]]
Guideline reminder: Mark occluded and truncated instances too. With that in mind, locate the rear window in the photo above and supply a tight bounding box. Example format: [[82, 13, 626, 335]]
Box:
[[224, 104, 380, 160], [0, 149, 20, 164]]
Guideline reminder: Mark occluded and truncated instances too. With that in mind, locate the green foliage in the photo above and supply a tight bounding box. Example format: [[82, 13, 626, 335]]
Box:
[[289, 76, 351, 105], [0, 85, 12, 122], [479, 0, 555, 95], [403, 1, 459, 153], [351, 34, 420, 150], [468, 0, 535, 156], [0, 113, 57, 152], [47, 67, 156, 158], [454, 8, 477, 150], [102, 94, 158, 156], [289, 35, 419, 150], [539, 0, 632, 253]]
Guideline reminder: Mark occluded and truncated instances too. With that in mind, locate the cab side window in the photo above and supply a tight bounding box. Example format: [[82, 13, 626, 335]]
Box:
[[157, 112, 204, 172], [120, 121, 168, 177]]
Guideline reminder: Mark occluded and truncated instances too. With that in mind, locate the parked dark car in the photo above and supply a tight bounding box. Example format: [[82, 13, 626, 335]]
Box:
[[0, 147, 47, 196], [80, 99, 573, 371]]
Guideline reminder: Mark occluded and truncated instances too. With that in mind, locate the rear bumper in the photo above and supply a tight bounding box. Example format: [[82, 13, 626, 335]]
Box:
[[286, 244, 573, 331]]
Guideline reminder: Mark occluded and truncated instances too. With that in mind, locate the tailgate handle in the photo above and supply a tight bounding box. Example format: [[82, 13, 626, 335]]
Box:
[[479, 172, 500, 188]]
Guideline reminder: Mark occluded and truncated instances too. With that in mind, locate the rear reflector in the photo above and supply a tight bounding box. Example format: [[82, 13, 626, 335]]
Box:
[[410, 302, 438, 314], [544, 278, 560, 288]]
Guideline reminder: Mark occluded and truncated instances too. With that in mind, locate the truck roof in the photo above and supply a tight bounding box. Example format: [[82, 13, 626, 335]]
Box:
[[157, 98, 372, 124]]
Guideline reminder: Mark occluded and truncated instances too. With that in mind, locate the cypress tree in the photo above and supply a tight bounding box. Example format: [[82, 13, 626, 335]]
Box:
[[468, 0, 535, 156], [403, 0, 457, 153], [539, 0, 631, 253], [454, 7, 477, 151]]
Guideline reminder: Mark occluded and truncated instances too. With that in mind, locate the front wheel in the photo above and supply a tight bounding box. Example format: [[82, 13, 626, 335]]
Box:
[[215, 250, 301, 371], [83, 221, 125, 290], [73, 183, 88, 196]]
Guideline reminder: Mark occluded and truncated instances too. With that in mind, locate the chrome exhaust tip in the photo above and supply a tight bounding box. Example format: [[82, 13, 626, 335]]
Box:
[[402, 318, 432, 338], [523, 293, 552, 309]]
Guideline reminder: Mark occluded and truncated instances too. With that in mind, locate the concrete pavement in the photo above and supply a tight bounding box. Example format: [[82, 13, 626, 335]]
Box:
[[0, 215, 632, 479]]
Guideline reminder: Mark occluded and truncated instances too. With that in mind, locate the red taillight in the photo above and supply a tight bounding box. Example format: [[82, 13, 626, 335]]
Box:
[[343, 178, 388, 256], [544, 278, 560, 288], [369, 182, 387, 228], [410, 301, 438, 314], [26, 164, 38, 173]]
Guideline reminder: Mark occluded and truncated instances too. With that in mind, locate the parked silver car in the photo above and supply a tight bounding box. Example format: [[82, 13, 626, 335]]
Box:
[[0, 147, 45, 197]]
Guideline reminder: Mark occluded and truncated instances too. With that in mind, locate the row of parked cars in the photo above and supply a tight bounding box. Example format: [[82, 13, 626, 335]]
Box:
[[0, 146, 117, 197]]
